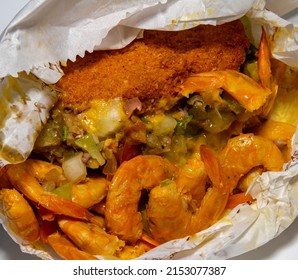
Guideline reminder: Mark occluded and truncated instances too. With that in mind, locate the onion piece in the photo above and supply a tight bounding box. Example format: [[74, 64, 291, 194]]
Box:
[[62, 153, 87, 184], [125, 97, 142, 117]]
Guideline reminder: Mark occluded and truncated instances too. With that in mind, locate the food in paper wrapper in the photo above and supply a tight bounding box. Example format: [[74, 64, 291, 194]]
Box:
[[1, 0, 298, 260]]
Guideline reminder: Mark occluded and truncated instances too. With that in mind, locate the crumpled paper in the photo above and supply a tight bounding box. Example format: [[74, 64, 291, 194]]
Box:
[[0, 0, 298, 260], [0, 74, 57, 166]]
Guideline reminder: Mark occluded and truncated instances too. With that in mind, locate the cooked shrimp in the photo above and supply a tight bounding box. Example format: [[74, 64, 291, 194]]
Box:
[[6, 163, 94, 221], [179, 28, 272, 113], [105, 155, 178, 244], [0, 188, 40, 243], [72, 176, 107, 209], [148, 157, 208, 239], [24, 159, 67, 186], [47, 231, 98, 260], [147, 180, 195, 242], [57, 217, 124, 256], [219, 133, 284, 192], [175, 158, 207, 203], [147, 184, 229, 243], [26, 159, 108, 209], [179, 70, 271, 112], [147, 146, 228, 243], [252, 119, 296, 162], [55, 217, 151, 259]]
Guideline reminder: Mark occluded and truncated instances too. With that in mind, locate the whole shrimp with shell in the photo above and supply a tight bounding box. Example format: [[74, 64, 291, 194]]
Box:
[[178, 27, 274, 116]]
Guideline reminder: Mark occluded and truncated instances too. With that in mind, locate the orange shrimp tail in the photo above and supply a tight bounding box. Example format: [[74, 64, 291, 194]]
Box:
[[136, 233, 160, 252], [258, 27, 271, 88], [139, 233, 160, 248], [200, 145, 225, 189], [226, 192, 254, 209], [38, 194, 94, 221]]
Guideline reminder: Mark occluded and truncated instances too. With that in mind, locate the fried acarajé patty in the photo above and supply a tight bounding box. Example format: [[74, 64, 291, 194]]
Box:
[[57, 20, 250, 110]]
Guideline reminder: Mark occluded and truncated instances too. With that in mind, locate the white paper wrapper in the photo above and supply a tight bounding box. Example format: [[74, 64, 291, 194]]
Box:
[[266, 0, 298, 16], [0, 74, 57, 166], [1, 0, 298, 260]]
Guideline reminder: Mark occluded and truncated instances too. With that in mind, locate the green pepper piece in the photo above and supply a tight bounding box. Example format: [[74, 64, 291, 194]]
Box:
[[75, 134, 105, 166]]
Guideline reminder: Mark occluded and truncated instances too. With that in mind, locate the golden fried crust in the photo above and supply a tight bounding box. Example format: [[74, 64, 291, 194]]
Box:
[[57, 20, 250, 108]]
